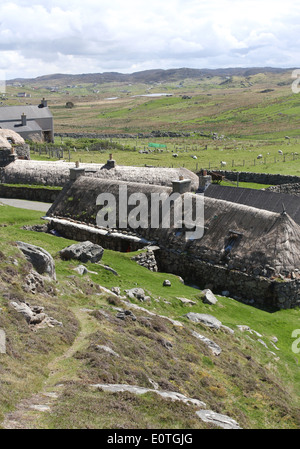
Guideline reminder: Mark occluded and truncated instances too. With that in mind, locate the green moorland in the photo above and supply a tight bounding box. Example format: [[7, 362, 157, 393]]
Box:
[[0, 205, 299, 429], [5, 68, 300, 176]]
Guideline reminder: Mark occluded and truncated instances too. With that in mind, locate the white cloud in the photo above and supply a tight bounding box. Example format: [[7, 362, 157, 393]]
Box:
[[0, 0, 300, 78]]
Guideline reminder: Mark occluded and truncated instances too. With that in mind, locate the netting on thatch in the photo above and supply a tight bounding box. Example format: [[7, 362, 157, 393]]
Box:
[[2, 160, 199, 190]]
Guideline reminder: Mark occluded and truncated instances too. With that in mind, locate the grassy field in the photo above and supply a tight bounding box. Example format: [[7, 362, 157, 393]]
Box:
[[0, 204, 299, 429], [30, 135, 300, 177]]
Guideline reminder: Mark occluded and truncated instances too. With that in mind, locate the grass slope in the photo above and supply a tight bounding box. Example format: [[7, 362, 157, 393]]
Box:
[[0, 204, 299, 429]]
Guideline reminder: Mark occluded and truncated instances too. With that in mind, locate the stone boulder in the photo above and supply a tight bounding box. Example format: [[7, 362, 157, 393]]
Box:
[[202, 289, 218, 305], [16, 241, 56, 280], [59, 241, 104, 263], [126, 288, 150, 302]]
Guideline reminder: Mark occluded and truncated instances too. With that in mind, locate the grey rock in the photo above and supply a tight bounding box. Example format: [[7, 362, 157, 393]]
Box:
[[196, 410, 242, 429], [127, 288, 146, 301], [96, 345, 120, 357], [10, 301, 62, 328], [98, 264, 118, 276], [73, 265, 88, 275], [10, 301, 34, 323], [116, 309, 137, 321], [30, 313, 47, 325], [90, 383, 206, 408], [45, 317, 63, 327], [111, 287, 121, 295], [30, 405, 51, 412], [191, 330, 222, 356], [185, 313, 222, 329], [60, 241, 104, 263], [23, 270, 45, 294], [177, 297, 196, 305], [258, 339, 268, 349], [0, 329, 6, 354], [202, 289, 218, 305], [16, 241, 56, 280], [121, 300, 183, 327], [163, 280, 171, 287]]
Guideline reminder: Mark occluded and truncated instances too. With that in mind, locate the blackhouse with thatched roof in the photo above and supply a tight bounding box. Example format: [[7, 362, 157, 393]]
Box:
[[45, 171, 300, 310]]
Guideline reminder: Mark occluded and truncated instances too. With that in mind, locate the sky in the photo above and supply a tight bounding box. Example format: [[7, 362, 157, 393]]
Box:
[[0, 0, 300, 80]]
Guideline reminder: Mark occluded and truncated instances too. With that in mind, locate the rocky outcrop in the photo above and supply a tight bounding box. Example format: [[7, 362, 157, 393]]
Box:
[[185, 313, 234, 334], [9, 301, 62, 328], [90, 383, 241, 429], [16, 241, 56, 280], [195, 410, 242, 429]]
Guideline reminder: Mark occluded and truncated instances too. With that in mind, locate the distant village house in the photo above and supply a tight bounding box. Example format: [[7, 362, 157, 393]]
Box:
[[0, 99, 54, 142]]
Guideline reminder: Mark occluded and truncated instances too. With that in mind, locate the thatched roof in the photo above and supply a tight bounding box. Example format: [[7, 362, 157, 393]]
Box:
[[47, 177, 300, 277], [163, 195, 300, 277], [0, 129, 25, 149], [2, 160, 199, 190]]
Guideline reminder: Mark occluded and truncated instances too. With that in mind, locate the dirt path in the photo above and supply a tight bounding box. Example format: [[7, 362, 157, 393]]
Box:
[[2, 308, 93, 429]]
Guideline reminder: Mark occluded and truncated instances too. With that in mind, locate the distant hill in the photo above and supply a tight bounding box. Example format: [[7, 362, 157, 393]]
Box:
[[8, 67, 293, 85]]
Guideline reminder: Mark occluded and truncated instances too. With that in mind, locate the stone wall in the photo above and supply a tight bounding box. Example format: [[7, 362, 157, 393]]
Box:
[[0, 150, 16, 167], [210, 170, 300, 185], [0, 184, 60, 203], [0, 145, 30, 167], [267, 183, 300, 196], [155, 249, 300, 310], [14, 144, 30, 160], [47, 218, 149, 252], [55, 131, 192, 139]]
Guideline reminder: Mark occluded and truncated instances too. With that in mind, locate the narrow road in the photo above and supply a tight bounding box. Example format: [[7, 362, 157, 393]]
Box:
[[0, 198, 51, 212]]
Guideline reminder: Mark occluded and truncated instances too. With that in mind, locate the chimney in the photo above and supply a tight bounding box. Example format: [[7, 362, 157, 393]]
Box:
[[197, 170, 212, 193], [21, 113, 27, 126], [40, 98, 48, 107], [172, 177, 191, 194], [106, 153, 116, 168], [69, 162, 85, 181]]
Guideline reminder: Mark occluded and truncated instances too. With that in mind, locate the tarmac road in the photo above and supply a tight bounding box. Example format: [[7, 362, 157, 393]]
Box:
[[0, 198, 51, 213]]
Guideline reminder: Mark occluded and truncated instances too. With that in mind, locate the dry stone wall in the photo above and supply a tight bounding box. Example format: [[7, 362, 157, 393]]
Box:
[[210, 170, 300, 185], [154, 249, 300, 310]]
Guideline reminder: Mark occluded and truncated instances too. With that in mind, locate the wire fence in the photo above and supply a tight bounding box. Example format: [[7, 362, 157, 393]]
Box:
[[30, 144, 300, 172]]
